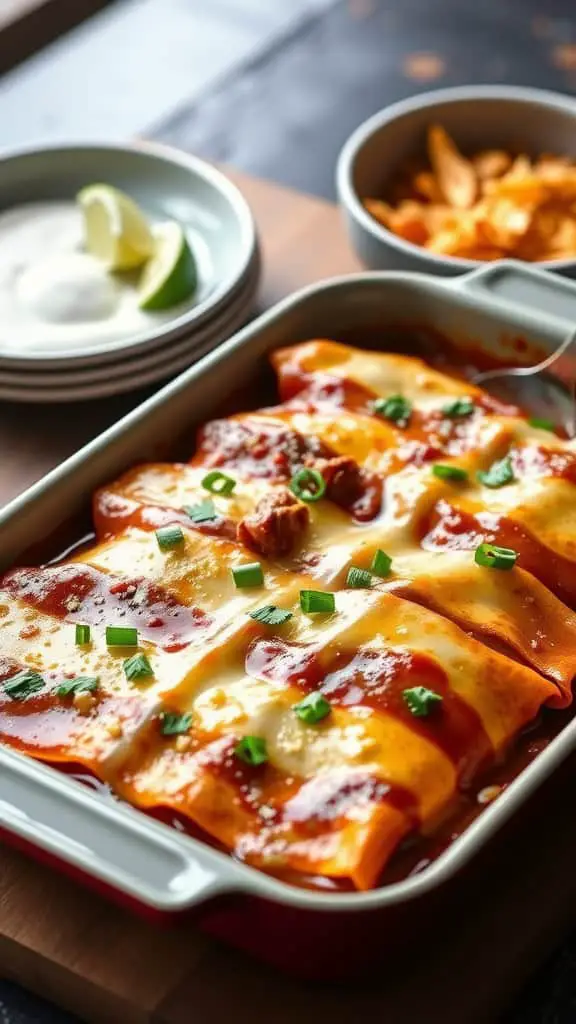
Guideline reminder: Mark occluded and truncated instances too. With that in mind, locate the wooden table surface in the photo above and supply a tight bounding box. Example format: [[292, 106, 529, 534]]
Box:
[[1, 168, 576, 1024]]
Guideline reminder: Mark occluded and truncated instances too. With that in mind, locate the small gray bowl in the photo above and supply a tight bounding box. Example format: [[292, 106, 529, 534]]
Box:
[[336, 84, 576, 278]]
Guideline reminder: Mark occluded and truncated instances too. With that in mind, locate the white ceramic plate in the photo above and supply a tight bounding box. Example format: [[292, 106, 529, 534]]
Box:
[[0, 280, 258, 402], [0, 140, 259, 368], [0, 260, 260, 390]]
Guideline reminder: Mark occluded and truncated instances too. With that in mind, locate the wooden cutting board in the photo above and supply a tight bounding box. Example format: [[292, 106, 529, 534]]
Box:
[[0, 169, 574, 1024]]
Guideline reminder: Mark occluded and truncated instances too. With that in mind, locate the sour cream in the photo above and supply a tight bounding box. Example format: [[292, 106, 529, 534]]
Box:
[[0, 201, 171, 355]]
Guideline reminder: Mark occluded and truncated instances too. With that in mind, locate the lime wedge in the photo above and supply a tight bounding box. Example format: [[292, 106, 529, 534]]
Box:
[[77, 184, 154, 271], [138, 221, 197, 311]]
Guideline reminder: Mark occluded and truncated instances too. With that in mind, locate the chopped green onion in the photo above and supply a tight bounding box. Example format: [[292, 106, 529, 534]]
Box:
[[300, 590, 335, 614], [249, 605, 293, 626], [202, 470, 236, 496], [477, 454, 515, 488], [4, 669, 45, 700], [528, 416, 556, 432], [161, 711, 193, 736], [293, 691, 331, 724], [124, 653, 154, 681], [75, 624, 91, 646], [235, 735, 268, 766], [373, 394, 412, 426], [106, 626, 138, 647], [371, 549, 392, 577], [155, 525, 185, 551], [56, 676, 99, 697], [184, 498, 217, 524], [432, 463, 468, 483], [403, 686, 443, 718], [474, 543, 518, 570], [289, 467, 326, 503], [442, 397, 475, 418], [232, 562, 264, 588], [346, 566, 373, 589]]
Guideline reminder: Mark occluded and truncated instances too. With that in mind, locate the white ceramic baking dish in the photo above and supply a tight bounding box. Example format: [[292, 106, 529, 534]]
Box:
[[1, 259, 575, 975]]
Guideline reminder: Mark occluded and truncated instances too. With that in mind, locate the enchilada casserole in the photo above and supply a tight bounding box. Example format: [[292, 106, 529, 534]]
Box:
[[1, 339, 575, 891]]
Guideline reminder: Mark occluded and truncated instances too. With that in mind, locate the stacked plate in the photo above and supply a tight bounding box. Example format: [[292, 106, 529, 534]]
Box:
[[0, 142, 260, 402]]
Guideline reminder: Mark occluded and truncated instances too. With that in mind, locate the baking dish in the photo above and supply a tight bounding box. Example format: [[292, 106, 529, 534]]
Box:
[[1, 259, 576, 977]]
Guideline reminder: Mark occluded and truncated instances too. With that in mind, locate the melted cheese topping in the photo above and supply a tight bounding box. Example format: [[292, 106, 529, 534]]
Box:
[[0, 339, 575, 891], [273, 339, 477, 410], [81, 526, 299, 618]]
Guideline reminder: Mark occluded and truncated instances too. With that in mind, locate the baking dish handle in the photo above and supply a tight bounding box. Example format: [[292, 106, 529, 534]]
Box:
[[451, 259, 576, 338], [0, 747, 241, 912]]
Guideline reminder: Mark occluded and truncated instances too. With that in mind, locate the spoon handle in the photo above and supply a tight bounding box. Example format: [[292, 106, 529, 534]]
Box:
[[472, 327, 576, 439], [473, 326, 576, 383]]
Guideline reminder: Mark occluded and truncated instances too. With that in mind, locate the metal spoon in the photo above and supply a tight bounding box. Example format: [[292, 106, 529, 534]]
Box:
[[472, 327, 576, 438]]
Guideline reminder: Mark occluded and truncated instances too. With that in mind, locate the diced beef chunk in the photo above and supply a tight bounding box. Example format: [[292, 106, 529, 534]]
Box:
[[237, 490, 310, 558], [311, 456, 382, 521]]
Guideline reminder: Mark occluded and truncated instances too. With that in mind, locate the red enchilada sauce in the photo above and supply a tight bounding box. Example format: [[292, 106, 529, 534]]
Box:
[[2, 564, 210, 651], [194, 417, 383, 521], [0, 655, 149, 762], [94, 487, 237, 542], [246, 636, 491, 785], [421, 499, 576, 609]]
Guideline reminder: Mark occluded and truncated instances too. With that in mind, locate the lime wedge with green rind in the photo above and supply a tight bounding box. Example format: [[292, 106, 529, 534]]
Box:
[[77, 184, 154, 271], [138, 221, 197, 311]]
